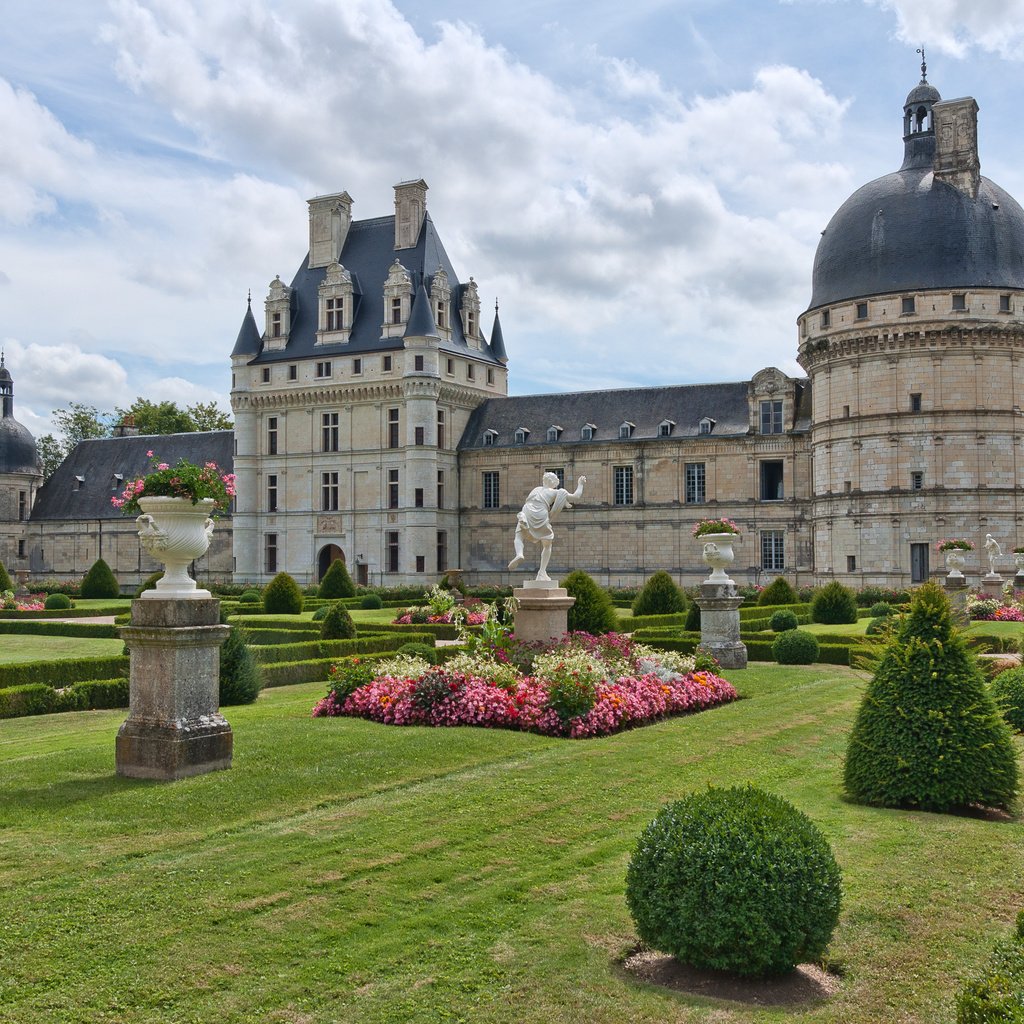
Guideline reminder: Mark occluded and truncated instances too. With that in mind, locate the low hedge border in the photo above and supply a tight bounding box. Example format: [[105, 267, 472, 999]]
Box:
[[632, 630, 873, 666], [0, 620, 120, 639], [0, 607, 128, 620], [617, 612, 689, 633], [354, 621, 473, 641], [740, 614, 812, 632], [228, 616, 325, 631], [0, 655, 130, 690], [240, 627, 320, 646], [0, 676, 128, 718], [256, 632, 435, 677], [739, 602, 811, 621]]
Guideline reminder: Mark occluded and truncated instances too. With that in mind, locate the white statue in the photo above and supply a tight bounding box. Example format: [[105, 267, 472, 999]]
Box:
[[508, 472, 586, 582], [985, 533, 1002, 575]]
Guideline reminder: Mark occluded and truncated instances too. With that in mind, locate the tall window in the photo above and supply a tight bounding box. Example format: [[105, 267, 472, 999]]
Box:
[[545, 467, 565, 488], [437, 470, 445, 508], [684, 462, 705, 504], [613, 465, 634, 505], [18, 491, 27, 521], [416, 555, 426, 573], [437, 410, 446, 449], [856, 302, 868, 319], [321, 472, 339, 511], [391, 297, 402, 324], [288, 364, 298, 381], [437, 530, 448, 573], [910, 393, 922, 412], [386, 531, 399, 573], [321, 412, 339, 452], [760, 461, 784, 501], [436, 301, 447, 330], [326, 296, 343, 330], [911, 471, 924, 490], [910, 542, 929, 583], [17, 539, 25, 559], [760, 400, 783, 434], [388, 469, 399, 509], [267, 416, 278, 455], [383, 355, 393, 372], [415, 426, 425, 446], [414, 355, 424, 372], [761, 531, 785, 571], [267, 474, 278, 512], [315, 361, 332, 378], [271, 312, 281, 337], [265, 533, 278, 573], [387, 408, 399, 449], [414, 487, 424, 508], [482, 471, 500, 509]]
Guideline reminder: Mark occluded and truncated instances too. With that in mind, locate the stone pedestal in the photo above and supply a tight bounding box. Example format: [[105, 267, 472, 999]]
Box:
[[1014, 571, 1024, 593], [116, 599, 232, 780], [943, 575, 969, 627], [697, 582, 747, 669], [512, 580, 575, 646], [980, 575, 1005, 601], [14, 569, 30, 596]]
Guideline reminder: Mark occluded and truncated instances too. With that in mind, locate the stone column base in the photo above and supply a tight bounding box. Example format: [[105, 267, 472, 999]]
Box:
[[512, 581, 575, 647], [943, 576, 969, 627], [117, 598, 232, 781], [697, 582, 747, 670], [980, 575, 1005, 601]]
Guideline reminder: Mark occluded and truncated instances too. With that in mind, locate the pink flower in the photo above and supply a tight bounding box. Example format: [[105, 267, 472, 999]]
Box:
[[146, 450, 154, 457]]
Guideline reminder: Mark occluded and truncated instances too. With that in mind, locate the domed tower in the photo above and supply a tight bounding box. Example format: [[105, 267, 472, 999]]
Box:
[[0, 353, 43, 572], [797, 62, 1024, 585]]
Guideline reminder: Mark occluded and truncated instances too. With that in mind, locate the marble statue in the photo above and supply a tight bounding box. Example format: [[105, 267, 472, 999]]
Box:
[[985, 533, 1002, 575], [508, 472, 586, 582]]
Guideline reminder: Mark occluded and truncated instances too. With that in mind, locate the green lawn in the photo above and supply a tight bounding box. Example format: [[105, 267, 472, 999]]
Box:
[[1, 665, 1022, 1023], [0, 635, 126, 664]]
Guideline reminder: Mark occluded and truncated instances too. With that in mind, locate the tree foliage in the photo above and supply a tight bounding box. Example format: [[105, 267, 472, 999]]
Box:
[[631, 571, 687, 617], [263, 572, 304, 615], [320, 603, 357, 640], [80, 558, 120, 599], [810, 581, 859, 624], [564, 570, 617, 635], [218, 620, 262, 705], [0, 559, 13, 592], [758, 576, 798, 607]]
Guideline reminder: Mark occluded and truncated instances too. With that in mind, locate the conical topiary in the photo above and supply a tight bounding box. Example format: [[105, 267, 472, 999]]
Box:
[[631, 571, 687, 617], [320, 602, 356, 640], [758, 576, 798, 607], [262, 572, 304, 615], [0, 559, 12, 593], [319, 558, 355, 599], [80, 558, 120, 599], [844, 581, 1019, 812], [564, 570, 617, 635]]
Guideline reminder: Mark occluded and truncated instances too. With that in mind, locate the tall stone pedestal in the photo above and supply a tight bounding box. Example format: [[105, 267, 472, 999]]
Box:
[[512, 580, 575, 646], [697, 581, 747, 669], [980, 575, 1005, 601], [116, 599, 232, 780], [944, 575, 969, 627]]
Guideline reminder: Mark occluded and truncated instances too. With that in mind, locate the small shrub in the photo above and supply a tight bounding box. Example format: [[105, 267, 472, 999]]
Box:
[[865, 616, 891, 637], [319, 559, 356, 600], [397, 642, 436, 664], [263, 572, 304, 615], [311, 605, 330, 621], [772, 629, 819, 664], [238, 590, 261, 605], [955, 909, 1024, 1023], [219, 623, 261, 705], [631, 571, 687, 617], [564, 570, 617, 635], [990, 666, 1024, 732], [810, 581, 858, 625], [360, 594, 384, 610], [769, 609, 799, 632], [684, 601, 701, 632], [134, 571, 163, 598], [625, 785, 842, 976], [80, 558, 120, 600], [320, 603, 356, 641], [0, 560, 12, 593], [870, 601, 894, 618], [758, 577, 798, 607], [44, 594, 73, 610]]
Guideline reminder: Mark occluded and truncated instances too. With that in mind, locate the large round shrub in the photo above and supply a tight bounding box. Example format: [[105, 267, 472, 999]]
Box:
[[810, 581, 858, 625], [564, 570, 617, 634], [319, 558, 356, 600], [990, 666, 1024, 732], [631, 571, 687, 617], [320, 602, 356, 640], [81, 558, 120, 599], [262, 572, 304, 615], [219, 622, 261, 705], [772, 629, 819, 664], [360, 593, 384, 610], [625, 786, 842, 976], [769, 609, 799, 632], [870, 602, 894, 619], [44, 593, 73, 610], [758, 576, 798, 607], [844, 582, 1018, 812]]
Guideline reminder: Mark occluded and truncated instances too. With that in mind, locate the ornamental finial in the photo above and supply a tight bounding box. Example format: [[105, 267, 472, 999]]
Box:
[[917, 45, 927, 83]]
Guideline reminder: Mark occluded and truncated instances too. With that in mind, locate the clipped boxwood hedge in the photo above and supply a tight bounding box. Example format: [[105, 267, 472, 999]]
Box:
[[0, 655, 130, 690], [227, 616, 322, 631], [0, 620, 119, 639], [0, 607, 130, 620], [240, 627, 320, 646], [0, 684, 58, 718], [0, 677, 129, 719], [256, 632, 435, 684], [739, 603, 810, 621], [616, 612, 689, 633]]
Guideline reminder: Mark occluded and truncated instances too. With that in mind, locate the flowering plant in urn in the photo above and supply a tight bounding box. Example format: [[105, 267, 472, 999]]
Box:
[[111, 451, 235, 516], [936, 538, 974, 553], [692, 517, 740, 538]]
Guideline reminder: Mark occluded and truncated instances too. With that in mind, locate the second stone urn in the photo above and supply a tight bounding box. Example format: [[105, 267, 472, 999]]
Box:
[[700, 532, 738, 585], [136, 496, 216, 599], [944, 549, 967, 580]]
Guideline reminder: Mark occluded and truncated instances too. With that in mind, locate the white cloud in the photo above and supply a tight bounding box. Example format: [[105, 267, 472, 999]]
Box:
[[868, 0, 1024, 58]]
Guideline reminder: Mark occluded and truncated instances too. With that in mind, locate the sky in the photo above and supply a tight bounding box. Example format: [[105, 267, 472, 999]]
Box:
[[4, 0, 1024, 438]]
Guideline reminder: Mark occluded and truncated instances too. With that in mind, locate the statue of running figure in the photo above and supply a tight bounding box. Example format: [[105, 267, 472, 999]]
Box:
[[508, 472, 586, 582]]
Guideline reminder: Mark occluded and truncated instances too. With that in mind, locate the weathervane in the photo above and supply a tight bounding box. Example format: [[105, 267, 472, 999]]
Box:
[[917, 45, 927, 83]]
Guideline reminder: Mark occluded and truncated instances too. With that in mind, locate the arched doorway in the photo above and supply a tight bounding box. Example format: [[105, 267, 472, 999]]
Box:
[[317, 544, 345, 582]]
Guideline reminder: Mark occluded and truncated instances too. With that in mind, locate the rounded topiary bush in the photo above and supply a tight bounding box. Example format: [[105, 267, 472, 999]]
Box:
[[810, 581, 858, 625], [869, 601, 894, 618], [398, 642, 436, 664], [990, 666, 1024, 732], [625, 785, 842, 977], [360, 593, 384, 610], [319, 558, 356, 600], [631, 571, 687, 617], [238, 589, 261, 605], [844, 582, 1019, 812], [320, 602, 356, 640], [772, 629, 819, 665], [80, 558, 120, 599], [44, 593, 73, 610], [219, 622, 261, 705], [262, 572, 304, 615], [758, 576, 799, 607], [564, 570, 617, 635], [769, 609, 799, 632]]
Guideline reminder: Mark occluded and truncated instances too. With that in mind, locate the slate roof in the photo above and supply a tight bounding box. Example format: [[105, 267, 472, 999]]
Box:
[[231, 299, 262, 357], [458, 380, 809, 450], [31, 431, 233, 521], [246, 213, 504, 365]]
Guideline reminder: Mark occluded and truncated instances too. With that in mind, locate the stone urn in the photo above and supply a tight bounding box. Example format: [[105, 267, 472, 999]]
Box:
[[700, 532, 738, 584], [136, 496, 216, 599], [1014, 552, 1024, 575], [944, 549, 967, 580]]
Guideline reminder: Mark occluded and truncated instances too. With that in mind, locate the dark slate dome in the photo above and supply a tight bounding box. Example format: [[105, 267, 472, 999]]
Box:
[[808, 76, 1024, 310], [0, 417, 41, 475]]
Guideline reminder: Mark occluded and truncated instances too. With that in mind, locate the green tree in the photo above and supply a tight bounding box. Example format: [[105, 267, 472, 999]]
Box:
[[218, 619, 261, 705], [810, 581, 858, 624], [564, 570, 617, 634], [115, 399, 194, 436], [631, 571, 687, 617], [263, 572, 304, 615], [319, 558, 356, 599], [0, 559, 12, 592], [80, 558, 120, 599], [37, 402, 111, 480], [187, 401, 233, 431], [320, 603, 357, 640], [844, 582, 1019, 812], [758, 576, 798, 606]]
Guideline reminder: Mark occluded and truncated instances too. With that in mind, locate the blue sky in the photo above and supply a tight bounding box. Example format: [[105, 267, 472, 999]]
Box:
[[3, 0, 1024, 436]]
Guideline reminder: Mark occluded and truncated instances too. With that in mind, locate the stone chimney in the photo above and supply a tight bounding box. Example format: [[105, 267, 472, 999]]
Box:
[[307, 192, 353, 269], [933, 97, 980, 199], [394, 179, 428, 249], [111, 414, 140, 438]]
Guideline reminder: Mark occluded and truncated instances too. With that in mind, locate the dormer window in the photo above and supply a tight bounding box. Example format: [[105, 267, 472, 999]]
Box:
[[317, 261, 354, 343], [461, 277, 482, 349], [483, 429, 498, 446], [619, 422, 634, 439], [112, 473, 123, 490], [430, 267, 452, 339], [546, 425, 562, 443], [271, 313, 281, 337], [699, 417, 715, 435], [514, 427, 529, 444], [658, 420, 675, 437], [74, 475, 85, 490], [391, 298, 402, 324], [264, 275, 292, 350], [581, 424, 595, 441], [383, 259, 413, 336]]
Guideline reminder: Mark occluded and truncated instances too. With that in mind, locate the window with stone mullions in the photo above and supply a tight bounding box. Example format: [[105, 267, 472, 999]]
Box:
[[321, 472, 339, 512], [760, 400, 783, 434], [761, 531, 785, 571], [267, 474, 278, 513], [326, 296, 343, 331], [482, 471, 500, 509], [321, 412, 339, 452], [685, 462, 706, 503], [613, 465, 634, 505]]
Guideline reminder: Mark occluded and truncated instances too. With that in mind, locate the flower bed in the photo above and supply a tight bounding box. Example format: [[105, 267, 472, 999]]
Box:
[[1, 591, 45, 612], [967, 592, 1024, 621], [312, 632, 737, 739]]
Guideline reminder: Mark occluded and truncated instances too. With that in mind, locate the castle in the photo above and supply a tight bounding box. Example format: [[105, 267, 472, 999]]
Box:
[[3, 70, 1024, 591]]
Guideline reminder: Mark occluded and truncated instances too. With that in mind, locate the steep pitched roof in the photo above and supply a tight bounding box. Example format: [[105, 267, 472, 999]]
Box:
[[488, 308, 508, 363], [405, 282, 439, 339], [231, 299, 262, 357], [31, 431, 234, 521]]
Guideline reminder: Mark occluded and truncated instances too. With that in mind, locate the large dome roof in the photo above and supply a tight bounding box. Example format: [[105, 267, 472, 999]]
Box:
[[0, 416, 41, 475]]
